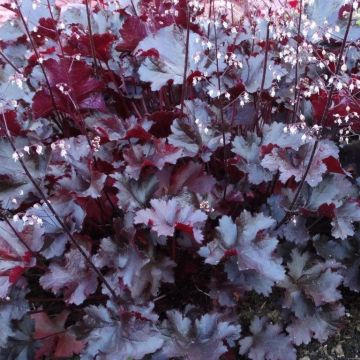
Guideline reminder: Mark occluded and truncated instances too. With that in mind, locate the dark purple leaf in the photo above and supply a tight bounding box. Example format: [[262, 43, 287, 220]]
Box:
[[239, 316, 296, 360]]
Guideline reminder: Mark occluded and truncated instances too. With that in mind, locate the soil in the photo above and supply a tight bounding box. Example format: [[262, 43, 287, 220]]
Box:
[[297, 291, 360, 360]]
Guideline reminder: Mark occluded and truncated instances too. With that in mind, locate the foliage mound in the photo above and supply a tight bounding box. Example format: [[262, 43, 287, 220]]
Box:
[[0, 0, 359, 358]]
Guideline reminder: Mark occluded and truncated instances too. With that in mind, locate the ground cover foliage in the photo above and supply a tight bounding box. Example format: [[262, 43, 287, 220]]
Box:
[[0, 0, 359, 358]]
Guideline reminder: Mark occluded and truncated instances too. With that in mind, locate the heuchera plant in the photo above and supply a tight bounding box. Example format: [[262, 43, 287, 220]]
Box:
[[0, 0, 359, 358]]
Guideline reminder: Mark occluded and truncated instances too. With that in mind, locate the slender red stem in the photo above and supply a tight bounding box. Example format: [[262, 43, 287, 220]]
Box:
[[213, 17, 228, 199], [0, 50, 22, 74], [291, 0, 303, 123], [46, 0, 65, 57], [85, 0, 99, 75], [130, 0, 138, 16], [180, 8, 191, 113], [260, 20, 271, 95]]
